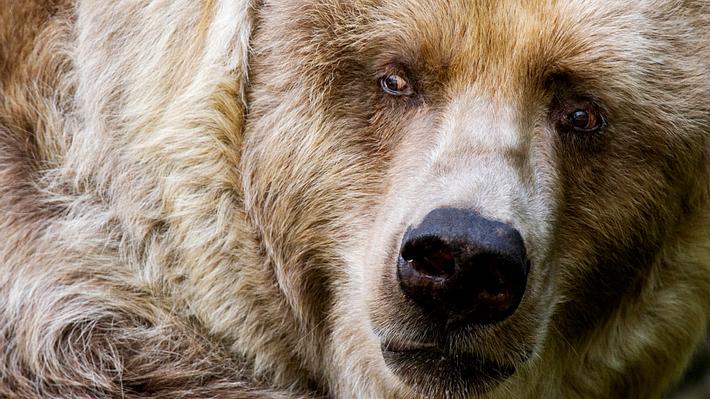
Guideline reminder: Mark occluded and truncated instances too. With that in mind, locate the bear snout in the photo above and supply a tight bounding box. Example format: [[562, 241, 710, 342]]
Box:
[[397, 207, 529, 328]]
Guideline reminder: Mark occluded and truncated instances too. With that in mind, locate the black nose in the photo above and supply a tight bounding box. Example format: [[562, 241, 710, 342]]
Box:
[[397, 208, 529, 326]]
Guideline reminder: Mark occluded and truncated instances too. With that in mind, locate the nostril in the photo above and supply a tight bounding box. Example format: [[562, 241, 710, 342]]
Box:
[[481, 262, 506, 295], [400, 237, 455, 279], [473, 255, 520, 315]]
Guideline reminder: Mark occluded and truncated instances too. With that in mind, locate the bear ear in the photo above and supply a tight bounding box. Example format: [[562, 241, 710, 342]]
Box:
[[70, 1, 261, 211], [210, 0, 260, 116], [193, 0, 260, 147], [74, 0, 260, 148], [75, 0, 257, 129]]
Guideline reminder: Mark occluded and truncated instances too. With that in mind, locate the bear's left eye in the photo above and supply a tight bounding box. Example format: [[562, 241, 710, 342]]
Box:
[[380, 74, 413, 96]]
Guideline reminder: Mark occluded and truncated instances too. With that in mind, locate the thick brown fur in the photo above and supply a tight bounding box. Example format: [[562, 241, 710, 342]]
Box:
[[0, 1, 708, 398]]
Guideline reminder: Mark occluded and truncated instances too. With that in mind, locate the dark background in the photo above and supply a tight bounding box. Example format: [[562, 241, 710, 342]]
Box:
[[667, 333, 710, 399]]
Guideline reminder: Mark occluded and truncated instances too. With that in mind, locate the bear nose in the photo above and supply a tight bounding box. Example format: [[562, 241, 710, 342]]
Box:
[[397, 208, 529, 326]]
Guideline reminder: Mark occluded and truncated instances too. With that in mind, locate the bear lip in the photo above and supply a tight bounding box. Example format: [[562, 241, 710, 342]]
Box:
[[380, 340, 517, 395], [381, 338, 438, 353], [380, 339, 512, 372]]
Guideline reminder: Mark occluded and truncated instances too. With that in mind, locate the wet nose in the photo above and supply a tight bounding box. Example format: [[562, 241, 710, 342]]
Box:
[[397, 208, 529, 326]]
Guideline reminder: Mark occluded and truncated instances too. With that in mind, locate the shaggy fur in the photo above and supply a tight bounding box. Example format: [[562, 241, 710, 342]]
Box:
[[0, 0, 708, 398]]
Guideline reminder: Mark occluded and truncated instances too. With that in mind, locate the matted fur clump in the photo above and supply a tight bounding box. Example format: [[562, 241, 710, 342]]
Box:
[[1, 1, 708, 398]]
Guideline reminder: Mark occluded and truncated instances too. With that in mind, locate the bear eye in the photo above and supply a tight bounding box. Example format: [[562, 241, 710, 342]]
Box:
[[380, 74, 413, 96], [556, 99, 606, 134], [568, 109, 603, 132]]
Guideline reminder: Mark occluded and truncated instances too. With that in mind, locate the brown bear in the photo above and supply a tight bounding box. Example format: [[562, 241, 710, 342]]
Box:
[[0, 1, 708, 398]]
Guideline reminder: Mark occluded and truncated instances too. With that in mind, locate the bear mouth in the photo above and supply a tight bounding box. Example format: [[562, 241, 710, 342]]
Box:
[[381, 339, 516, 396]]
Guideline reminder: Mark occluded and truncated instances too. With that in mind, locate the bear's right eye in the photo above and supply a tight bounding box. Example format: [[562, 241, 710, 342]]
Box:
[[566, 107, 604, 133], [379, 74, 413, 96], [554, 97, 606, 135]]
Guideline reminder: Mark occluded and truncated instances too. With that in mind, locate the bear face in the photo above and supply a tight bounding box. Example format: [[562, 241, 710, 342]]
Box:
[[245, 0, 708, 397], [0, 1, 706, 398]]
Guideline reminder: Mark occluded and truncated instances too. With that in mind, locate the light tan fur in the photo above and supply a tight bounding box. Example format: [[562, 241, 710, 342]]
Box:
[[1, 1, 708, 398]]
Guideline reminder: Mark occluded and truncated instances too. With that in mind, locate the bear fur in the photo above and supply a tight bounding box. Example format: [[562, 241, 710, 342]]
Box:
[[0, 1, 708, 398]]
